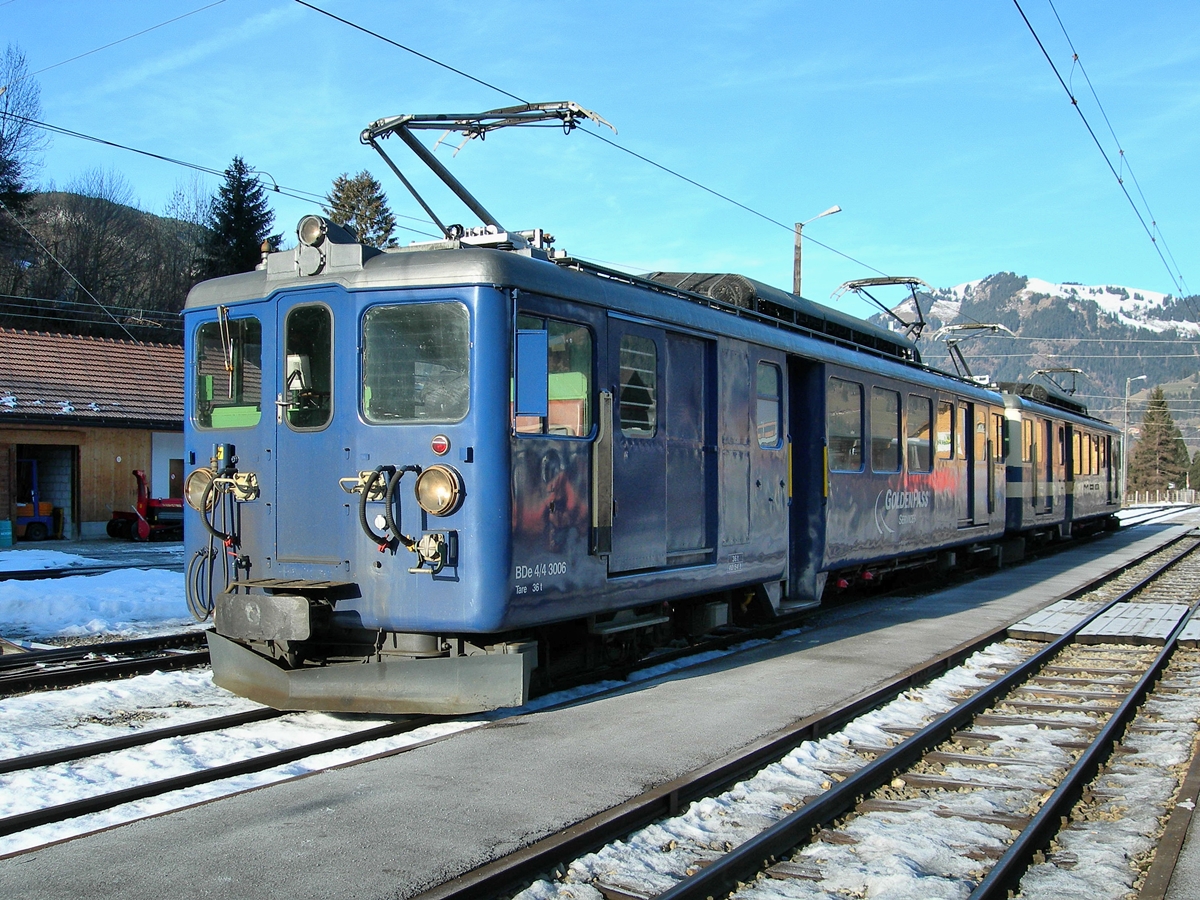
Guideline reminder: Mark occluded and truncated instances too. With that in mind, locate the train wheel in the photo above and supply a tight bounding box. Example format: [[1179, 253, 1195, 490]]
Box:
[[25, 522, 49, 541]]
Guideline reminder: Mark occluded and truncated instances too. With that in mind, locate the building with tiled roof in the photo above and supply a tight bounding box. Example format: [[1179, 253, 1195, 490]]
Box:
[[0, 329, 184, 540]]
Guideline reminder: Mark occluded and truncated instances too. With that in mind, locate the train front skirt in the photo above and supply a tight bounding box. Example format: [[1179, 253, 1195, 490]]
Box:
[[206, 632, 539, 715]]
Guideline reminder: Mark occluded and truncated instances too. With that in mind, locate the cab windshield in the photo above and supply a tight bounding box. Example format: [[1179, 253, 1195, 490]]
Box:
[[362, 301, 470, 423]]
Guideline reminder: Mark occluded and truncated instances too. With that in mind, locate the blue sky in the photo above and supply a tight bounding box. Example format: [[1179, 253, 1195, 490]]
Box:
[[3, 0, 1199, 320]]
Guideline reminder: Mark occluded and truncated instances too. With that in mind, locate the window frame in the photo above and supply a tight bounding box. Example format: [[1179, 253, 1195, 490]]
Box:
[[193, 314, 264, 431], [826, 376, 864, 473], [512, 312, 595, 439], [282, 302, 334, 433], [755, 361, 783, 450], [618, 332, 658, 439], [936, 399, 954, 460], [360, 299, 471, 426], [870, 385, 902, 473], [906, 393, 933, 474]]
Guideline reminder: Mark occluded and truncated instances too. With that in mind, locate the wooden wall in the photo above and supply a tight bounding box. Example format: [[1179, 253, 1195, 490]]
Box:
[[1, 424, 153, 532]]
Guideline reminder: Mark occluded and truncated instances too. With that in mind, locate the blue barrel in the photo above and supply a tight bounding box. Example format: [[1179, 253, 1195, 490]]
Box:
[[0, 519, 11, 548]]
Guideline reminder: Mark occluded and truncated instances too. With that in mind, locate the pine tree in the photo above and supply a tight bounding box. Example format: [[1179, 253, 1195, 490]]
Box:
[[1189, 449, 1200, 492], [201, 157, 277, 278], [324, 170, 396, 249], [1128, 386, 1190, 491]]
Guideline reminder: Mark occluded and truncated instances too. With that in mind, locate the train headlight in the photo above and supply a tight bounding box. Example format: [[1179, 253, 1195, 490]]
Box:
[[298, 215, 328, 247], [414, 465, 464, 517], [184, 468, 216, 512]]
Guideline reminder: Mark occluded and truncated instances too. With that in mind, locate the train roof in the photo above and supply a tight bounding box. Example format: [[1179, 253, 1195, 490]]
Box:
[[186, 230, 920, 364]]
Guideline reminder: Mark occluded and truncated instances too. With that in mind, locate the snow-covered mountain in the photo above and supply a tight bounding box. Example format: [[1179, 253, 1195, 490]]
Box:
[[869, 272, 1200, 421], [898, 276, 1198, 337]]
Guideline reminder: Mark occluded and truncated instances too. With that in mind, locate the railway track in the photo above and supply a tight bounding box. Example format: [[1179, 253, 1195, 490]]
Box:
[[0, 562, 185, 582], [1, 524, 1192, 863], [0, 633, 210, 695], [412, 531, 1200, 900]]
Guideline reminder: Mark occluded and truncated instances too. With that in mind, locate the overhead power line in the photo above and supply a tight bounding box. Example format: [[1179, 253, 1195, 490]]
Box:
[[1045, 0, 1190, 299], [1, 0, 230, 91], [293, 0, 890, 282], [3, 113, 443, 239], [1012, 0, 1193, 311]]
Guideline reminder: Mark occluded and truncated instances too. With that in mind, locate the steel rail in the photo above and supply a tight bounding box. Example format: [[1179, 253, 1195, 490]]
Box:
[[0, 650, 211, 696], [970, 603, 1198, 898], [655, 538, 1199, 900], [0, 714, 441, 839], [417, 529, 1198, 900], [0, 562, 185, 582], [0, 632, 206, 672], [0, 707, 283, 776]]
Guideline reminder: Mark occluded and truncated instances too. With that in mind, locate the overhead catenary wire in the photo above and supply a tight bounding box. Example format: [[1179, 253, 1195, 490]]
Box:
[[1012, 0, 1194, 315], [0, 0, 230, 92], [2, 113, 443, 238], [293, 0, 891, 282], [1045, 0, 1190, 299]]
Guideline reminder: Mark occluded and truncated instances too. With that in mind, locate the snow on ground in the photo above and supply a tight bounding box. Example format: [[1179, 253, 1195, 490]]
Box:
[[0, 549, 102, 572], [0, 568, 196, 640], [514, 641, 1038, 900], [0, 564, 810, 858]]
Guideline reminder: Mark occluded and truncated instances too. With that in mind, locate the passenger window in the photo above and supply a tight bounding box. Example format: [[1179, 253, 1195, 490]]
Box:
[[907, 395, 932, 473], [955, 404, 967, 460], [1022, 419, 1034, 463], [993, 412, 1006, 461], [362, 301, 470, 423], [619, 334, 657, 437], [1058, 426, 1066, 465], [936, 400, 953, 459], [756, 362, 782, 449], [827, 377, 863, 472], [283, 305, 332, 430], [195, 315, 263, 429], [1073, 432, 1082, 475], [512, 314, 593, 437], [871, 387, 901, 472]]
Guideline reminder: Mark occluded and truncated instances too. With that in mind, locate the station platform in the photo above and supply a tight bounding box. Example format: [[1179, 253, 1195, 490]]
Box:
[[2, 516, 1200, 900]]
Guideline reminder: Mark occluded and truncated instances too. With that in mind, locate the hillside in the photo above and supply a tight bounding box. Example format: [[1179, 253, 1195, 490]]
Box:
[[873, 272, 1200, 449]]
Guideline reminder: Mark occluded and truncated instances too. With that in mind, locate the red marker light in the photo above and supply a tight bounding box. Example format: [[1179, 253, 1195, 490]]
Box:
[[431, 435, 450, 456]]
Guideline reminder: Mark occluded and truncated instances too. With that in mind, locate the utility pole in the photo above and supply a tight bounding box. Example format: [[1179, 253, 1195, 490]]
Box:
[[1123, 374, 1147, 501], [793, 205, 841, 297]]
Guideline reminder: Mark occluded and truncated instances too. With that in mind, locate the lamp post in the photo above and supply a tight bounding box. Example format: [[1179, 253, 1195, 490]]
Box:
[[1123, 374, 1147, 502], [793, 205, 841, 297]]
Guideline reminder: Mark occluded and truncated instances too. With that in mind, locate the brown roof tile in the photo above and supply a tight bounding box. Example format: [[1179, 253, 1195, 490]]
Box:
[[0, 329, 183, 427]]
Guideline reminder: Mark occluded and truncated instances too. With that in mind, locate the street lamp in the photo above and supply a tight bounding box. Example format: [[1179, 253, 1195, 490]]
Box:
[[1123, 374, 1147, 502], [793, 205, 841, 297]]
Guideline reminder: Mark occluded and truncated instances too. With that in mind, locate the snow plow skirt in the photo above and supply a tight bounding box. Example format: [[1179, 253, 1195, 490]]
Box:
[[206, 631, 537, 715]]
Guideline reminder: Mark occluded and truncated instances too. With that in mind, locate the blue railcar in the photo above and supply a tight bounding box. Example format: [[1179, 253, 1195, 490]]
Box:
[[181, 106, 1120, 714], [181, 226, 1119, 714]]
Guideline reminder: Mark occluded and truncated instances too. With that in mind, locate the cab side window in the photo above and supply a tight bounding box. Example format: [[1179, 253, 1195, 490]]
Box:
[[513, 314, 593, 437]]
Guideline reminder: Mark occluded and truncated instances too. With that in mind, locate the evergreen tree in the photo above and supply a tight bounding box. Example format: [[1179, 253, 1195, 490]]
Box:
[[1189, 449, 1200, 492], [1128, 386, 1190, 491], [201, 157, 277, 277], [323, 170, 396, 249]]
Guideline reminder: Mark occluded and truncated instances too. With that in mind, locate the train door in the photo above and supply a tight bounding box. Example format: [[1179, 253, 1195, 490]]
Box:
[[274, 292, 349, 566], [990, 410, 1005, 518], [955, 401, 972, 527], [1041, 418, 1054, 514], [788, 358, 824, 602], [972, 405, 988, 523], [606, 318, 715, 573]]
